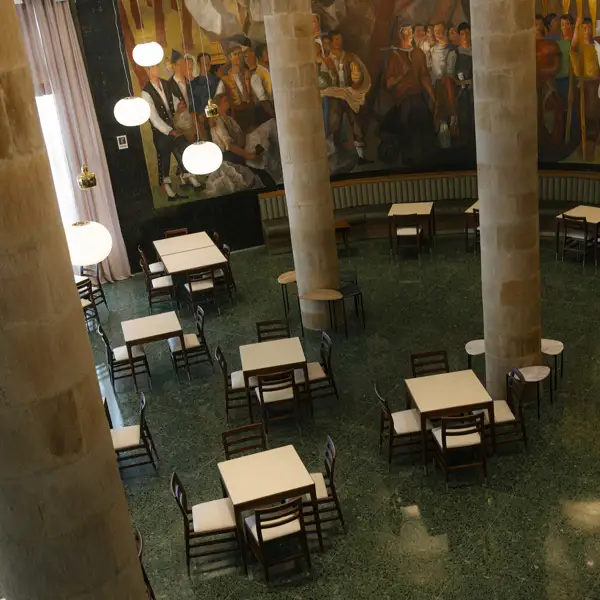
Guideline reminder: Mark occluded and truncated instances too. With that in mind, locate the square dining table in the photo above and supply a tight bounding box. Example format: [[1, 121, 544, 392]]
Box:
[[405, 369, 496, 471], [388, 201, 435, 253], [153, 231, 215, 257], [555, 205, 600, 263], [121, 311, 189, 388], [161, 245, 227, 275], [218, 445, 323, 574], [239, 337, 308, 421], [464, 200, 480, 251]]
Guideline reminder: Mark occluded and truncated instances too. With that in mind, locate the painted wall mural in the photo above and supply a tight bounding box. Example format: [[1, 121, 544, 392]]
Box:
[[117, 0, 600, 208]]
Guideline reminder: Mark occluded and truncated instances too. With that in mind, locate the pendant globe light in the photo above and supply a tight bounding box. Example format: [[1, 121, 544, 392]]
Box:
[[111, 0, 150, 127], [176, 0, 223, 175], [133, 41, 164, 67], [65, 221, 113, 266]]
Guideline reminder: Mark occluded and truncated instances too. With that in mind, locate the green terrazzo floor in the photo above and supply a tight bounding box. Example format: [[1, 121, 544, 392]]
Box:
[[92, 237, 600, 600]]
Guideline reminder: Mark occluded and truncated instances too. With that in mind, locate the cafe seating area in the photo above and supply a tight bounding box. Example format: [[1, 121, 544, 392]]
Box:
[[90, 233, 600, 599]]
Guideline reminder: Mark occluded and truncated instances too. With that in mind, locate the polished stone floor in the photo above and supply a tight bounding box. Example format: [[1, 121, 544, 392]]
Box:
[[92, 237, 600, 600]]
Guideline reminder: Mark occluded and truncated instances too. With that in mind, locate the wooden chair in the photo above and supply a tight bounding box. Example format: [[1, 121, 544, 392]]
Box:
[[294, 331, 339, 401], [432, 413, 487, 491], [222, 423, 267, 460], [302, 437, 345, 533], [394, 213, 424, 258], [104, 393, 159, 474], [80, 264, 108, 311], [215, 244, 237, 294], [410, 350, 450, 378], [134, 528, 156, 600], [77, 278, 100, 329], [170, 472, 239, 576], [474, 366, 527, 449], [215, 345, 256, 423], [256, 319, 291, 342], [97, 324, 152, 390], [140, 258, 178, 312], [183, 270, 216, 310], [137, 244, 164, 278], [255, 370, 302, 434], [244, 497, 311, 583], [561, 214, 598, 267], [167, 305, 213, 380], [164, 227, 189, 238], [471, 208, 480, 254], [374, 383, 432, 471]]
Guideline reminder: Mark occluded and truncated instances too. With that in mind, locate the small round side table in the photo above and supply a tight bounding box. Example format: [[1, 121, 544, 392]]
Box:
[[298, 288, 347, 338], [541, 338, 564, 390], [519, 365, 552, 420], [277, 270, 296, 318], [465, 339, 485, 369]]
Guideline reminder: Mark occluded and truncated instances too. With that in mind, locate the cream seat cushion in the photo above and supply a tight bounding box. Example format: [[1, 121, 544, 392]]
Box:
[[519, 365, 551, 383], [81, 298, 91, 308], [111, 425, 141, 450], [149, 261, 164, 274], [432, 426, 481, 449], [255, 386, 295, 404], [192, 498, 236, 533], [294, 362, 327, 384], [113, 344, 145, 362], [152, 275, 173, 290], [302, 472, 329, 502], [474, 400, 515, 425], [391, 409, 432, 436], [396, 226, 422, 236], [184, 279, 214, 293], [230, 370, 258, 390], [168, 334, 201, 353], [245, 513, 301, 542]]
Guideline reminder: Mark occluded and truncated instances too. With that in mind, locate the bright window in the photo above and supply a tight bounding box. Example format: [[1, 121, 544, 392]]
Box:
[[35, 94, 78, 229]]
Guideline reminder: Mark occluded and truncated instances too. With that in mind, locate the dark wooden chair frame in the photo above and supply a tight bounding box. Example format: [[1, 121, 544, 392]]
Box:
[[432, 413, 487, 491], [222, 423, 267, 460], [256, 319, 291, 343], [97, 324, 152, 390], [170, 472, 240, 576], [164, 227, 189, 238], [215, 345, 253, 424], [561, 214, 598, 267], [134, 528, 156, 599], [244, 497, 311, 584], [137, 244, 164, 279], [80, 263, 109, 311], [302, 436, 345, 533], [77, 278, 100, 330], [410, 350, 450, 379], [298, 331, 340, 402], [140, 258, 179, 313], [256, 370, 304, 434]]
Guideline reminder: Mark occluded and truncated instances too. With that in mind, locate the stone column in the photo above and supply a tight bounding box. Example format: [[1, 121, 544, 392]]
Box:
[[0, 3, 146, 598], [263, 0, 340, 330], [471, 0, 542, 398]]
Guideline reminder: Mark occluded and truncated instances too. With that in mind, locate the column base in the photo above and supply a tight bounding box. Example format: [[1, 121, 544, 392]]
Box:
[[299, 299, 331, 331]]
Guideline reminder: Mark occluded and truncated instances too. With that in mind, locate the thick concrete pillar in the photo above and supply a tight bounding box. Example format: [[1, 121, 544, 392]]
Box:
[[471, 0, 542, 398], [0, 3, 146, 599], [263, 0, 339, 330]]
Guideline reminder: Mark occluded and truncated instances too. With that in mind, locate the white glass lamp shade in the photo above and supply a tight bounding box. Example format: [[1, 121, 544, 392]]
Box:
[[182, 141, 223, 175], [114, 97, 151, 127], [132, 42, 164, 67], [66, 221, 113, 266]]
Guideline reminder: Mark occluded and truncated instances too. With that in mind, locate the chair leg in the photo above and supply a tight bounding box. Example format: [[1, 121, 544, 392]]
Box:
[[301, 531, 312, 571], [334, 494, 346, 532]]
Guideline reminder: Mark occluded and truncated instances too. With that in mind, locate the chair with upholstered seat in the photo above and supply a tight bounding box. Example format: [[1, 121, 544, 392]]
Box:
[[140, 258, 178, 312], [168, 305, 213, 380], [255, 370, 302, 434], [97, 324, 151, 390], [410, 350, 450, 379], [137, 245, 164, 278], [104, 393, 159, 474], [374, 383, 432, 470], [80, 264, 108, 312], [432, 413, 486, 491], [222, 423, 267, 460], [134, 528, 156, 599], [244, 497, 311, 583], [215, 345, 257, 423], [77, 278, 100, 329], [256, 319, 291, 342], [170, 472, 240, 576], [183, 271, 216, 310], [394, 214, 424, 258], [302, 437, 345, 534], [164, 227, 189, 238], [561, 214, 598, 267], [294, 331, 339, 402]]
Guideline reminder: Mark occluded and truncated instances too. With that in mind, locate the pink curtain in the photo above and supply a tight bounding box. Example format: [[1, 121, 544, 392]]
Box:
[[16, 0, 131, 282]]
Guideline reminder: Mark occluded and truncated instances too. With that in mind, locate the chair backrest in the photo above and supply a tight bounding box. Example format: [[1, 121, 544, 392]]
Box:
[[222, 423, 267, 460], [373, 382, 392, 421], [320, 331, 333, 375], [170, 471, 190, 521], [563, 214, 588, 238], [410, 350, 449, 378], [139, 392, 148, 428], [76, 278, 94, 302], [507, 366, 526, 416], [96, 324, 112, 362], [164, 227, 188, 238], [256, 370, 296, 406], [394, 213, 420, 230], [103, 398, 114, 429], [439, 413, 484, 451], [256, 319, 290, 342], [139, 258, 151, 288], [212, 230, 222, 249], [323, 436, 337, 482], [187, 270, 215, 291], [253, 497, 303, 546], [80, 264, 99, 286], [215, 345, 229, 384], [194, 304, 206, 335]]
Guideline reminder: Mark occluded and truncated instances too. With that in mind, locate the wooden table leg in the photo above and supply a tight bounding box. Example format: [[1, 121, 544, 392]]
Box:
[[465, 214, 470, 252], [388, 216, 394, 259], [555, 219, 560, 260], [236, 505, 248, 575], [488, 402, 497, 455], [281, 284, 288, 318], [128, 343, 139, 391], [310, 487, 324, 551], [421, 412, 428, 475]]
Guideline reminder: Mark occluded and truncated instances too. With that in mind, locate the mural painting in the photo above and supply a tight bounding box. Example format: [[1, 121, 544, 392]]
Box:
[[117, 0, 600, 208]]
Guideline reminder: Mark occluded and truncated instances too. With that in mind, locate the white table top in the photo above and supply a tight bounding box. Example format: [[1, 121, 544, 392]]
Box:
[[162, 246, 227, 275], [558, 205, 600, 225], [388, 202, 434, 217], [153, 232, 215, 256], [218, 445, 313, 507], [465, 201, 480, 214], [406, 369, 492, 415], [240, 337, 306, 374], [121, 311, 181, 344]]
